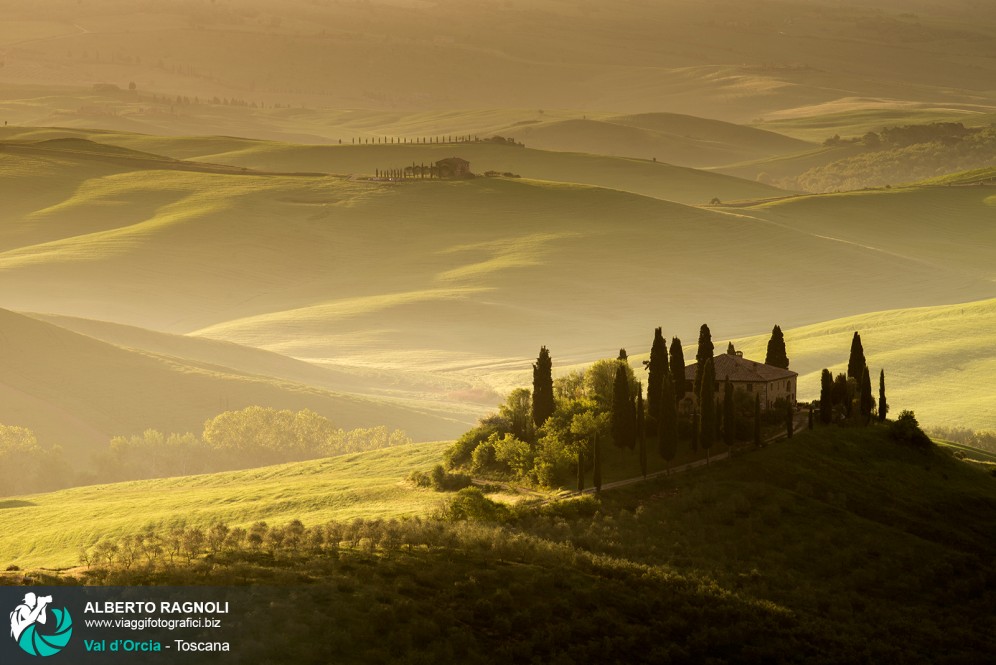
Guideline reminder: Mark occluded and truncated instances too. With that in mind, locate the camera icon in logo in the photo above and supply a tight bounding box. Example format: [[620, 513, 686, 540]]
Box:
[[9, 592, 73, 657]]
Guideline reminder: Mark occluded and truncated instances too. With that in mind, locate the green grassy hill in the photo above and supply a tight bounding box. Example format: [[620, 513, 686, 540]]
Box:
[[740, 184, 996, 282], [0, 441, 450, 569], [4, 427, 995, 662], [0, 134, 992, 435], [0, 126, 792, 205], [0, 308, 465, 461]]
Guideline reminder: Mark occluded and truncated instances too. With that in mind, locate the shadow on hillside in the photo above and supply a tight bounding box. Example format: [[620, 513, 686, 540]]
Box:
[[0, 500, 36, 509]]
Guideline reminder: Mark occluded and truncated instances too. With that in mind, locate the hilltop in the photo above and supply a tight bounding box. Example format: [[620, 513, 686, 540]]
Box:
[[487, 113, 812, 167]]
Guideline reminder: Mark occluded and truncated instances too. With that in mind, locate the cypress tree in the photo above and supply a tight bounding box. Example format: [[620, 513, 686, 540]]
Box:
[[859, 366, 873, 423], [532, 346, 555, 428], [753, 393, 762, 447], [765, 325, 789, 369], [808, 404, 814, 430], [670, 337, 686, 403], [727, 342, 736, 355], [618, 348, 628, 361], [723, 379, 735, 447], [658, 364, 679, 474], [847, 332, 866, 380], [592, 434, 602, 493], [835, 373, 852, 418], [611, 363, 635, 449], [694, 324, 714, 396], [699, 358, 716, 463], [878, 369, 888, 422], [820, 369, 833, 424], [636, 388, 647, 479], [820, 368, 833, 425], [645, 328, 667, 435]]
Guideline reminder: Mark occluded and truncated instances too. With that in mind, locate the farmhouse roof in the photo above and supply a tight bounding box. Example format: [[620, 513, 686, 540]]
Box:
[[435, 157, 470, 166], [684, 354, 797, 383]]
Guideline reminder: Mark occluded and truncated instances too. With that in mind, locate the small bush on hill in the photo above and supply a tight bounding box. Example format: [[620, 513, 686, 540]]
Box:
[[889, 410, 932, 449], [444, 416, 508, 469], [409, 465, 472, 491], [441, 487, 510, 522]]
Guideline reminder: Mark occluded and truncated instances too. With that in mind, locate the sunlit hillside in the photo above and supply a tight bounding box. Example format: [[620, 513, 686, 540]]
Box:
[[731, 298, 996, 431], [0, 441, 451, 569], [0, 135, 993, 438], [0, 308, 465, 461], [0, 126, 791, 205]]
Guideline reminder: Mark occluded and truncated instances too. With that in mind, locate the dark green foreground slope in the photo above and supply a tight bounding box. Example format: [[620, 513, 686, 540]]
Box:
[[8, 427, 996, 664]]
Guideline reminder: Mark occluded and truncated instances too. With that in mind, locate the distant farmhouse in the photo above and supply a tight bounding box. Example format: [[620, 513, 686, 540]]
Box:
[[683, 352, 797, 410], [435, 157, 471, 179]]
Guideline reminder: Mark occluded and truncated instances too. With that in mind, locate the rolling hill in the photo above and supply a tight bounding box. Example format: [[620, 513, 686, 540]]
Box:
[[0, 126, 793, 205], [0, 440, 452, 569], [2, 426, 995, 662], [0, 134, 993, 437], [488, 113, 812, 167], [0, 308, 466, 462]]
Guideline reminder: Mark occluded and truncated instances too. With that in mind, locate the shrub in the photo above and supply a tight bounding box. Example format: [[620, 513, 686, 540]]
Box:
[[430, 464, 472, 491], [444, 418, 507, 469], [491, 434, 534, 479], [889, 410, 932, 449], [442, 487, 509, 522], [471, 437, 498, 474]]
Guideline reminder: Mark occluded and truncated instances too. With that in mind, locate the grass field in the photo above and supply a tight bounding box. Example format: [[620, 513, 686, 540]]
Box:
[[0, 126, 792, 205], [3, 426, 995, 662], [0, 135, 992, 453], [0, 441, 451, 569], [934, 440, 996, 463]]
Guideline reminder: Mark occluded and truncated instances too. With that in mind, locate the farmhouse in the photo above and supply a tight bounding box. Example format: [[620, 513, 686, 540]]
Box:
[[683, 352, 797, 410], [435, 157, 471, 179]]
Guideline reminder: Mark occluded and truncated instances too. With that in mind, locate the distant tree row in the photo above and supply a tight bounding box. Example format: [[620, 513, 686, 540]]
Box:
[[0, 407, 413, 497], [0, 425, 72, 497], [348, 135, 522, 146], [795, 124, 996, 192], [98, 407, 413, 482]]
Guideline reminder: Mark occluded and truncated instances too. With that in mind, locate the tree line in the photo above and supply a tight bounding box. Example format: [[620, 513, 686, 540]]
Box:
[[0, 406, 412, 497], [791, 123, 996, 192]]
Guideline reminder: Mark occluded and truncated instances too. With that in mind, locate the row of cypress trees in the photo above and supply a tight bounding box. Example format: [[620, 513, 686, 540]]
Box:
[[818, 332, 888, 425], [532, 323, 791, 489]]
